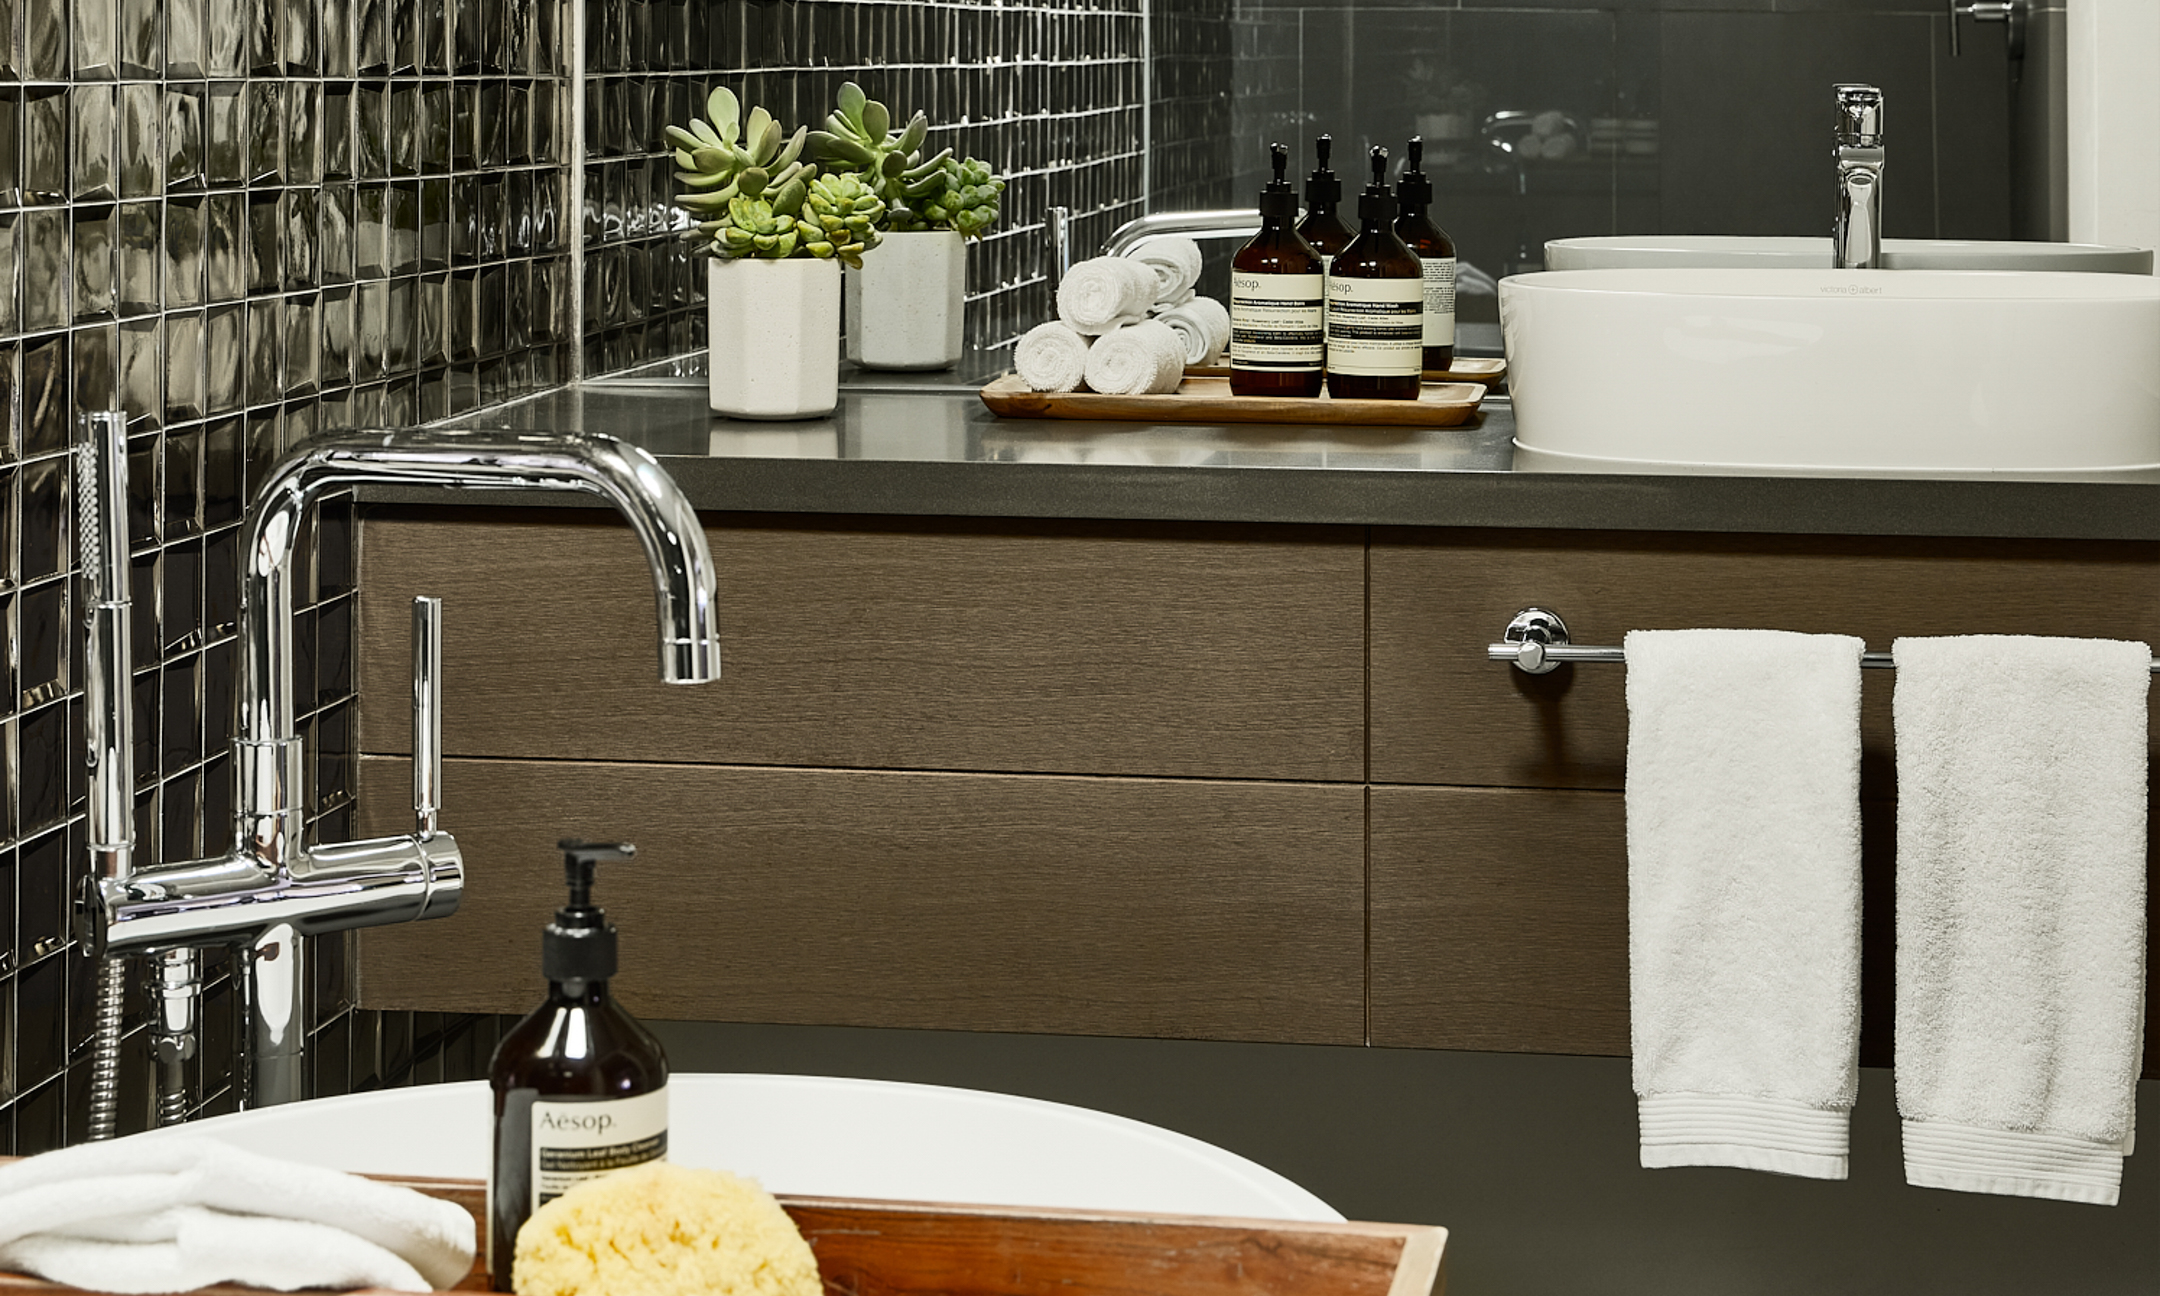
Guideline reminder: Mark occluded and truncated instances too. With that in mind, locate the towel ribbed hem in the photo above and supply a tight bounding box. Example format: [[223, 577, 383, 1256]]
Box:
[[1639, 1094, 1850, 1179], [1902, 1119, 2125, 1205]]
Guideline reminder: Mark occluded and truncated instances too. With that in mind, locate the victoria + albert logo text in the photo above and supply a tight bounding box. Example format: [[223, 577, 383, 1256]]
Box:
[[1819, 284, 1883, 295]]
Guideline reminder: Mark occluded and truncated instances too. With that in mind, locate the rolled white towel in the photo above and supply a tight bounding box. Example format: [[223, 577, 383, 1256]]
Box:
[[1157, 296, 1231, 366], [1015, 321, 1091, 393], [1083, 320, 1186, 396], [1127, 237, 1203, 307], [1057, 256, 1157, 334]]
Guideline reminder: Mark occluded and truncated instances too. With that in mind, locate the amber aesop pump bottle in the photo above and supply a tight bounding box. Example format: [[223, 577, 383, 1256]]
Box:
[[1295, 134, 1354, 272], [1230, 142, 1325, 398], [1393, 136, 1459, 373], [488, 839, 670, 1291], [1325, 146, 1424, 401]]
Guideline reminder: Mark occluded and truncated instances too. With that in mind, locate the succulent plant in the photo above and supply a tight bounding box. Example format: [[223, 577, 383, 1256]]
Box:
[[671, 86, 836, 261], [799, 172, 886, 267], [808, 81, 1006, 240]]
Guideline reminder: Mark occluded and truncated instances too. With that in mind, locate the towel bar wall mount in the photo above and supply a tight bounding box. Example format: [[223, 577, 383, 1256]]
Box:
[[1486, 607, 2160, 674]]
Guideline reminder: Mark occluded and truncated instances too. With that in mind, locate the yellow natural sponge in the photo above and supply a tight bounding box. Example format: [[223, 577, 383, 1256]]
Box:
[[512, 1161, 823, 1296]]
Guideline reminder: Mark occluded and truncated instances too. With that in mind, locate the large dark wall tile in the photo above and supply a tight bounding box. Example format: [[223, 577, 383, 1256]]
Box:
[[1659, 11, 1944, 238]]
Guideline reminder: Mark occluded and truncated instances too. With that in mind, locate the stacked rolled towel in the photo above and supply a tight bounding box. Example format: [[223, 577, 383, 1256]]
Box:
[[1892, 635, 2150, 1206], [1056, 255, 1158, 335], [1125, 237, 1203, 311], [1626, 629, 1866, 1181], [1015, 320, 1091, 393], [1082, 320, 1187, 395], [1156, 296, 1231, 366], [0, 1136, 476, 1293]]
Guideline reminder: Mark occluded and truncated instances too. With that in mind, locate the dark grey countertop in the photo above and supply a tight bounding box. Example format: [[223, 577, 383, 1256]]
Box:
[[352, 375, 2160, 541]]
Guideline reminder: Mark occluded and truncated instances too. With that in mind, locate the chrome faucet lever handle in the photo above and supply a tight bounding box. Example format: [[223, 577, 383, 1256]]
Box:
[[412, 595, 443, 841], [1832, 84, 1885, 271], [1833, 84, 1884, 147]]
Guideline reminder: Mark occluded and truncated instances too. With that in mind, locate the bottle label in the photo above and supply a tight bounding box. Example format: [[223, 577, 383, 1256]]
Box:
[[1325, 275, 1424, 376], [1229, 272, 1324, 372], [1423, 257, 1458, 348], [530, 1085, 669, 1210]]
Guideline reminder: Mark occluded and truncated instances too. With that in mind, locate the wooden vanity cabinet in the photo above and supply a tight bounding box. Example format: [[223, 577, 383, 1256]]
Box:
[[353, 508, 2160, 1072]]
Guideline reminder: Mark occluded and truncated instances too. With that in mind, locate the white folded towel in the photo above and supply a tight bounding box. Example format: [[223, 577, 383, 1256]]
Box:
[[1626, 629, 1865, 1180], [1056, 256, 1157, 335], [0, 1136, 476, 1292], [1126, 237, 1203, 308], [1082, 320, 1185, 395], [1156, 295, 1230, 366], [1015, 320, 1091, 393], [1892, 635, 2150, 1206]]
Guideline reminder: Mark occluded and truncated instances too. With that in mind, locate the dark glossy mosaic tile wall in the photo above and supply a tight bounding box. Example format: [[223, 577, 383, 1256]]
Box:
[[0, 0, 574, 1149], [580, 0, 1149, 374]]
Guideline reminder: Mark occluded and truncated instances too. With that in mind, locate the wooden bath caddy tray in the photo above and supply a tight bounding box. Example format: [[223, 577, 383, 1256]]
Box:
[[981, 374, 1487, 428], [1184, 356, 1506, 385], [0, 1172, 1449, 1296]]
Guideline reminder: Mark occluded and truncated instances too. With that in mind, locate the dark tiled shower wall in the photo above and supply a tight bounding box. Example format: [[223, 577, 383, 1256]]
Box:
[[580, 0, 1149, 374], [1232, 0, 2019, 300], [0, 0, 576, 1148]]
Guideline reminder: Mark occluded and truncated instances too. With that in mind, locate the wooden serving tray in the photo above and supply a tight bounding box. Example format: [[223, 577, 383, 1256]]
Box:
[[981, 375, 1486, 428], [0, 1173, 1447, 1296], [1183, 357, 1505, 385]]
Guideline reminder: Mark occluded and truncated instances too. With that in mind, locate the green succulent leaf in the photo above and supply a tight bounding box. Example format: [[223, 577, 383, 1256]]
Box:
[[688, 118, 723, 149], [902, 147, 953, 180], [862, 99, 890, 142], [666, 125, 706, 153], [775, 125, 809, 170], [745, 106, 773, 153], [737, 166, 769, 197], [897, 114, 929, 156], [706, 87, 740, 144], [838, 81, 867, 128]]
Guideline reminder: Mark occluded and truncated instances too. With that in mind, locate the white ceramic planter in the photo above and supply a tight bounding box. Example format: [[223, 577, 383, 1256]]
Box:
[[846, 229, 966, 370], [708, 256, 841, 419]]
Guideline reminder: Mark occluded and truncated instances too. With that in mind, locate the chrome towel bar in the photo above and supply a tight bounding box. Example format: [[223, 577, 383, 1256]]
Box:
[[1487, 607, 2160, 675]]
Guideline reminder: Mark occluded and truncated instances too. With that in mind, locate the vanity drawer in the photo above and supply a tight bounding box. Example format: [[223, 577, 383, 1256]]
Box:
[[359, 510, 1364, 782], [1369, 528, 2160, 792], [353, 755, 1365, 1045]]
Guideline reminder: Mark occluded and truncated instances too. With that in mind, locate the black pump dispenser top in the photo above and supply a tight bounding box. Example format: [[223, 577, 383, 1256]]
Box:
[[1357, 146, 1396, 226], [543, 838, 633, 984], [1396, 136, 1432, 209], [1259, 142, 1297, 220], [1305, 134, 1341, 209]]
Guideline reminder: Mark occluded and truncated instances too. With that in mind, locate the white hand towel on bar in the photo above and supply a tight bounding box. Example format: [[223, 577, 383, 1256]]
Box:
[[0, 1136, 476, 1292], [1626, 629, 1865, 1179], [1126, 236, 1204, 307], [1083, 320, 1186, 395], [1892, 634, 2150, 1206], [1015, 320, 1091, 392]]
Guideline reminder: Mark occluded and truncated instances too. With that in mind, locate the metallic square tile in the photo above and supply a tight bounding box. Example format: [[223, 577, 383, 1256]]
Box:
[[205, 0, 244, 77], [160, 533, 198, 646], [203, 190, 242, 301], [416, 270, 443, 365], [474, 80, 502, 170], [118, 83, 159, 198], [321, 0, 353, 78], [117, 201, 158, 315], [72, 84, 117, 201], [0, 91, 18, 207], [0, 341, 16, 455], [277, 82, 321, 187], [387, 182, 416, 274], [281, 0, 317, 74], [354, 182, 385, 278], [117, 315, 159, 427], [319, 182, 353, 284], [243, 190, 278, 295], [72, 203, 116, 321], [0, 0, 18, 80], [119, 0, 159, 77], [283, 187, 316, 289], [74, 320, 115, 413], [356, 0, 386, 76], [322, 85, 353, 181], [318, 286, 350, 387], [243, 0, 276, 76], [162, 194, 204, 307], [164, 0, 205, 78], [419, 83, 448, 174], [163, 83, 205, 191], [386, 273, 412, 370], [72, 0, 118, 80], [21, 89, 64, 205], [355, 84, 386, 180], [389, 0, 416, 75], [18, 456, 64, 583], [245, 81, 281, 184], [388, 82, 416, 177], [0, 216, 17, 335], [163, 309, 201, 422], [201, 303, 239, 414], [355, 277, 386, 377], [124, 428, 158, 547], [283, 291, 318, 398], [18, 208, 66, 332], [21, 0, 64, 80], [244, 296, 280, 407], [204, 82, 244, 186]]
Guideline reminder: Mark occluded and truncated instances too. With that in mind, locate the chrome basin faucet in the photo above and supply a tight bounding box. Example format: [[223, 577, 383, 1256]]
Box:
[[81, 430, 722, 1109], [1833, 84, 1885, 270]]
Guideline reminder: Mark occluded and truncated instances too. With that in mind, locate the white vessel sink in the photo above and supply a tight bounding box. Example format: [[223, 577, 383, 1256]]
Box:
[[127, 1072, 1341, 1221], [1545, 235, 2153, 275], [1500, 268, 2160, 475]]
